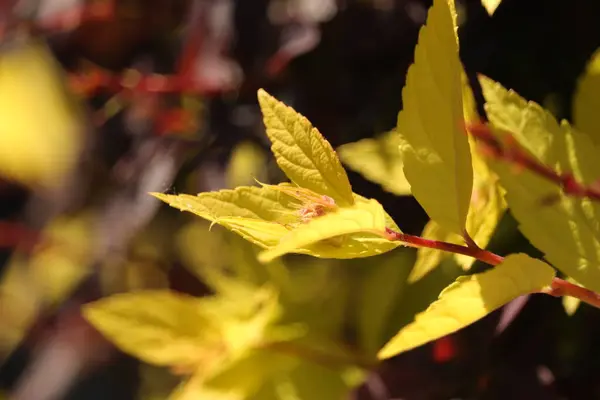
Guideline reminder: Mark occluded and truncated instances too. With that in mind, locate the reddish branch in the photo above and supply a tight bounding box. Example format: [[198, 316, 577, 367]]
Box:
[[467, 122, 600, 201]]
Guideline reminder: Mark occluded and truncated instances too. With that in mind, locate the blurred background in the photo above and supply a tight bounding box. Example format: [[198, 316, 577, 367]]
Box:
[[1, 0, 600, 399]]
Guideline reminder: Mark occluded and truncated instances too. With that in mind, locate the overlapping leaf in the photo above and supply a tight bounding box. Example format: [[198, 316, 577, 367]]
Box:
[[396, 0, 473, 237], [408, 78, 506, 282], [257, 89, 354, 207], [0, 39, 83, 187], [573, 48, 600, 146], [337, 130, 411, 196], [480, 76, 600, 292], [379, 253, 555, 359], [156, 90, 401, 261]]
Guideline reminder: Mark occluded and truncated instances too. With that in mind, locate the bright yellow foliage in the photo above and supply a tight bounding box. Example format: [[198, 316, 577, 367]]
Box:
[[573, 48, 600, 146], [379, 254, 555, 359], [0, 40, 83, 188], [396, 0, 473, 237], [257, 89, 355, 207], [481, 76, 600, 292]]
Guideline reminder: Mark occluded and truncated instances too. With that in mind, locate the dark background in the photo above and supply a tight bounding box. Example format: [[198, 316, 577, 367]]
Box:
[[2, 0, 600, 399]]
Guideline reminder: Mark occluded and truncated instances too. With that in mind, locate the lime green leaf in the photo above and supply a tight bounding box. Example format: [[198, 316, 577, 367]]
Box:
[[0, 39, 83, 188], [573, 48, 600, 146], [83, 291, 222, 368], [481, 0, 501, 15], [379, 253, 555, 359], [409, 74, 505, 282], [337, 130, 411, 196], [396, 0, 473, 236], [257, 89, 354, 206], [357, 250, 414, 355], [481, 77, 600, 292], [258, 199, 398, 263]]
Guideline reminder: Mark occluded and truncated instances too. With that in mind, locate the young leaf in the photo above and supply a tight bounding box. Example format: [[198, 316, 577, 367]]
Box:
[[257, 89, 355, 207], [378, 253, 555, 359], [0, 39, 83, 188], [573, 48, 600, 146], [258, 199, 398, 263], [337, 130, 411, 196], [83, 291, 222, 368], [480, 77, 600, 292], [396, 0, 473, 236]]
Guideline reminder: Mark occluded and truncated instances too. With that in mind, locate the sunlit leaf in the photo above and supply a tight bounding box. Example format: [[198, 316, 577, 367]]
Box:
[[337, 130, 411, 196], [258, 199, 398, 263], [0, 39, 83, 187], [408, 78, 506, 282], [257, 89, 354, 207], [481, 0, 501, 16], [573, 48, 600, 146], [480, 76, 600, 292], [396, 0, 473, 236], [379, 253, 555, 359]]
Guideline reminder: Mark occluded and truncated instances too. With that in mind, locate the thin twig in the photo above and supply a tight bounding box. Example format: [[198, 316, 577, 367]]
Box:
[[541, 278, 600, 309], [467, 122, 600, 201]]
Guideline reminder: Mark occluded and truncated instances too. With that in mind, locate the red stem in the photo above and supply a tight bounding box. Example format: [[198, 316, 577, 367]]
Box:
[[467, 122, 600, 201], [384, 227, 504, 266]]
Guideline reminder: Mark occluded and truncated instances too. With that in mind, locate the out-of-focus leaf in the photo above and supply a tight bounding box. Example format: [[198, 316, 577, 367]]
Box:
[[0, 213, 94, 357], [573, 48, 600, 146], [226, 141, 268, 188], [481, 76, 600, 292], [357, 250, 414, 355], [257, 89, 354, 207], [0, 39, 83, 187], [396, 0, 473, 236], [379, 254, 555, 359], [83, 291, 223, 369], [337, 130, 411, 196], [257, 199, 398, 263]]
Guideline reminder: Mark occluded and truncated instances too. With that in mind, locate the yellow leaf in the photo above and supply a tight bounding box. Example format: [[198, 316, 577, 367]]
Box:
[[481, 0, 501, 16], [409, 79, 506, 282], [83, 291, 223, 368], [396, 0, 473, 236], [378, 253, 555, 359], [258, 199, 399, 263], [337, 130, 411, 196], [0, 39, 83, 188], [257, 89, 355, 207], [573, 48, 600, 146], [481, 77, 600, 292]]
